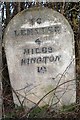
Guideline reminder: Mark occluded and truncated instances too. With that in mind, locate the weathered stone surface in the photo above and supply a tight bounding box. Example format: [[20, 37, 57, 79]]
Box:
[[4, 7, 76, 109]]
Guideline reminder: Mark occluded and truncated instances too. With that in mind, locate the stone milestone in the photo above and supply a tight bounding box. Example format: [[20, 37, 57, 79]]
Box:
[[4, 7, 76, 109]]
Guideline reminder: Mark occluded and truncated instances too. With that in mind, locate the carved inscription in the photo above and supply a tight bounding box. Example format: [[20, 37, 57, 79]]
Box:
[[21, 45, 61, 73], [21, 55, 61, 65], [18, 24, 62, 74], [14, 24, 62, 74], [37, 66, 47, 73], [21, 46, 61, 65], [29, 18, 42, 25], [14, 25, 61, 36], [23, 47, 53, 55]]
